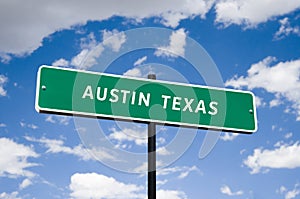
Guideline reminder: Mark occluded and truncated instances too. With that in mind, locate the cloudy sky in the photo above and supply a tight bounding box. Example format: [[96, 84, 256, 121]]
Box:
[[1, 1, 300, 198]]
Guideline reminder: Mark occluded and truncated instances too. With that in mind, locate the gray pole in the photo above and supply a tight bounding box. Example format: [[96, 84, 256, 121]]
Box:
[[147, 74, 156, 199]]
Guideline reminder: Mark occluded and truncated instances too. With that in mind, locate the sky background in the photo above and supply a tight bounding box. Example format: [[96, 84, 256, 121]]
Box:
[[1, 1, 300, 199]]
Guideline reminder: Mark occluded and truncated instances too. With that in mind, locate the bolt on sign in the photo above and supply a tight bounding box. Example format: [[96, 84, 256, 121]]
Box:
[[35, 66, 257, 133]]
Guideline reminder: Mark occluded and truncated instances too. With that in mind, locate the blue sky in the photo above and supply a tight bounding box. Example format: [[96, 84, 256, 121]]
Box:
[[1, 1, 300, 199]]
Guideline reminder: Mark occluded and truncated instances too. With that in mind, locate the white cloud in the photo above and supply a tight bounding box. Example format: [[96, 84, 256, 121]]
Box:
[[0, 192, 20, 199], [157, 137, 167, 145], [157, 147, 173, 156], [133, 162, 149, 173], [1, 0, 300, 61], [109, 126, 147, 146], [45, 116, 56, 123], [157, 189, 187, 199], [285, 132, 293, 139], [0, 53, 11, 64], [0, 75, 8, 97], [19, 122, 38, 129], [220, 132, 239, 141], [102, 29, 126, 52], [0, 137, 39, 178], [286, 192, 300, 199], [215, 0, 300, 28], [70, 29, 126, 70], [244, 141, 300, 174], [80, 32, 98, 49], [160, 0, 214, 28], [71, 49, 89, 68], [108, 125, 167, 150], [220, 185, 243, 196], [0, 123, 6, 127], [69, 173, 144, 199], [45, 115, 70, 125], [24, 136, 92, 161], [177, 166, 198, 179], [274, 17, 300, 40], [255, 96, 266, 107], [71, 49, 90, 69], [19, 178, 32, 190], [134, 56, 147, 66], [279, 184, 300, 199], [123, 65, 155, 78], [274, 141, 285, 148], [157, 165, 200, 179], [161, 12, 192, 28], [52, 58, 69, 67], [286, 189, 300, 199], [155, 28, 187, 57], [279, 186, 287, 194], [88, 147, 122, 163], [71, 46, 104, 70], [133, 162, 200, 179], [134, 161, 166, 174], [28, 124, 38, 129], [0, 0, 213, 61], [69, 172, 188, 199], [124, 68, 143, 77], [240, 149, 246, 155], [269, 98, 282, 107], [157, 179, 168, 186], [225, 57, 300, 120]]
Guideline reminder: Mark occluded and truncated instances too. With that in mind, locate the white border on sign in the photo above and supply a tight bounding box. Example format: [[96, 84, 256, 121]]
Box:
[[35, 65, 257, 133]]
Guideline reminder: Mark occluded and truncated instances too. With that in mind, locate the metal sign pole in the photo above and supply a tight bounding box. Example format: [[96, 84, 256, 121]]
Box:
[[147, 74, 156, 199]]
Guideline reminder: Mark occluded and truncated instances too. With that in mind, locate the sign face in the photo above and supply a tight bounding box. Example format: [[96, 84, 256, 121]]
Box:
[[35, 66, 257, 133]]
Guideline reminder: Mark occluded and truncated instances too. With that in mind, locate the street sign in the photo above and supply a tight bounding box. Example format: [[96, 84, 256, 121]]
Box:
[[35, 66, 257, 133]]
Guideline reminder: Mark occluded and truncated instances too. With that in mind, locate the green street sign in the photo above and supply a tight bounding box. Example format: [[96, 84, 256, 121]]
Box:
[[35, 66, 257, 133]]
